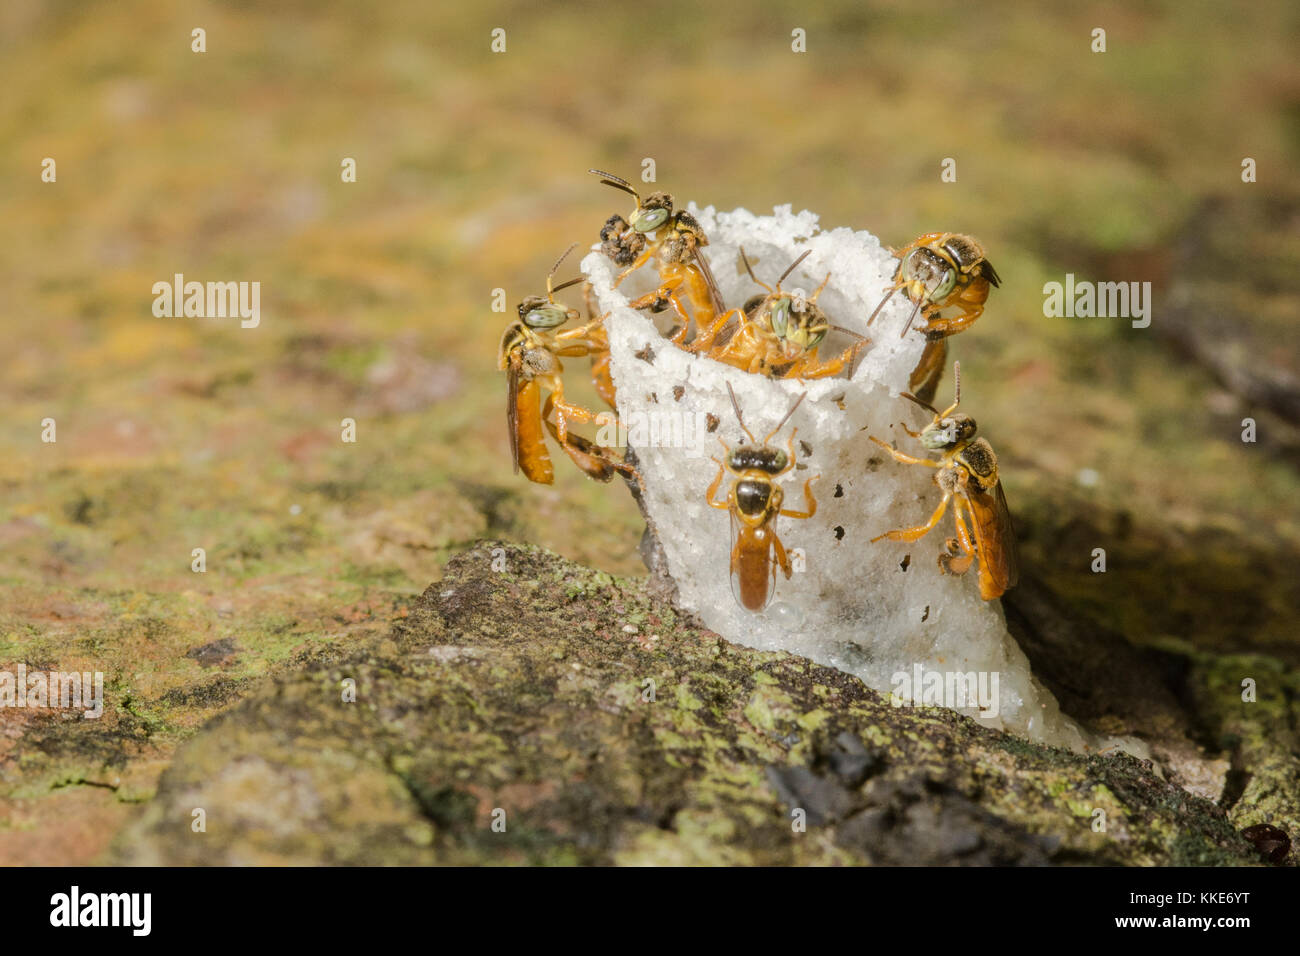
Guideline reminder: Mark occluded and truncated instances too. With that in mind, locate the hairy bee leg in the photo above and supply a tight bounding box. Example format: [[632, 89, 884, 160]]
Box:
[[872, 494, 951, 544], [869, 435, 943, 468], [939, 499, 978, 575], [952, 496, 978, 557], [780, 476, 819, 519], [615, 249, 654, 287]]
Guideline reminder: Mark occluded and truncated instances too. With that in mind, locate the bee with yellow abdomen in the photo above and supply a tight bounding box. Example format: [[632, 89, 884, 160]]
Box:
[[868, 232, 1001, 403], [707, 384, 819, 612], [498, 246, 630, 484], [697, 249, 868, 380], [869, 362, 1018, 600]]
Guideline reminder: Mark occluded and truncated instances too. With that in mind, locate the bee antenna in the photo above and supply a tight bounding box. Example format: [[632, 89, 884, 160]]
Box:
[[809, 271, 832, 303], [739, 247, 771, 294], [901, 391, 941, 416], [777, 250, 813, 288], [726, 381, 758, 445], [866, 286, 898, 326], [550, 276, 585, 295], [546, 243, 579, 299], [829, 324, 869, 343], [588, 168, 640, 205], [764, 391, 807, 445], [899, 296, 923, 338], [944, 361, 962, 413]]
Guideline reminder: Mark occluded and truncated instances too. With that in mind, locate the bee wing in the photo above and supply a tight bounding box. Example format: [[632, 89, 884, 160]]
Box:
[[693, 246, 726, 316], [506, 354, 522, 473], [980, 259, 1002, 288], [963, 481, 1018, 599]]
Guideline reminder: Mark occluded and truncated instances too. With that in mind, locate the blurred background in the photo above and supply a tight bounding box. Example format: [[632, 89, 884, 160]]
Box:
[[0, 0, 1297, 862]]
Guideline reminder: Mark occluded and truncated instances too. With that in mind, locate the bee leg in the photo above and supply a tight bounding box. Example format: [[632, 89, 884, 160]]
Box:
[[549, 388, 601, 431], [543, 394, 637, 484], [890, 233, 947, 259], [729, 533, 744, 576], [780, 476, 819, 520], [939, 499, 978, 575], [590, 351, 617, 408], [872, 494, 950, 543], [554, 314, 608, 343], [789, 340, 868, 380], [706, 460, 731, 509], [938, 539, 975, 576], [629, 277, 693, 345], [542, 379, 599, 452], [919, 290, 986, 338], [771, 532, 794, 580], [687, 306, 741, 354], [868, 435, 943, 468], [615, 249, 654, 287]]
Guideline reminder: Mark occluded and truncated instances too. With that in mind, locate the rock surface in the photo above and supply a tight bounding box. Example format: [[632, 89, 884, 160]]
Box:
[[113, 542, 1271, 866]]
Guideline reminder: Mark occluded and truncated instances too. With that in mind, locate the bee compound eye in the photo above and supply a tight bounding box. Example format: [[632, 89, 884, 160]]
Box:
[[930, 267, 957, 300], [771, 299, 791, 336], [634, 208, 669, 232], [525, 306, 567, 329]]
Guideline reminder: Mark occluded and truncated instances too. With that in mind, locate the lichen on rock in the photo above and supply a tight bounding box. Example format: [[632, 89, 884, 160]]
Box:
[[112, 543, 1265, 866]]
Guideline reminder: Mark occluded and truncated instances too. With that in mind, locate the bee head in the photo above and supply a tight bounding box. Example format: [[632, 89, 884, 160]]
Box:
[[728, 446, 788, 474], [920, 413, 977, 450], [901, 246, 957, 303], [631, 193, 674, 233], [518, 295, 575, 329]]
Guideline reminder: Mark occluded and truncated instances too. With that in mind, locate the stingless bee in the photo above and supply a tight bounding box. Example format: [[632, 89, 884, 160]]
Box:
[[498, 246, 629, 484], [696, 249, 868, 380], [867, 232, 1001, 403], [868, 362, 1018, 600], [707, 383, 819, 612], [589, 169, 725, 345]]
